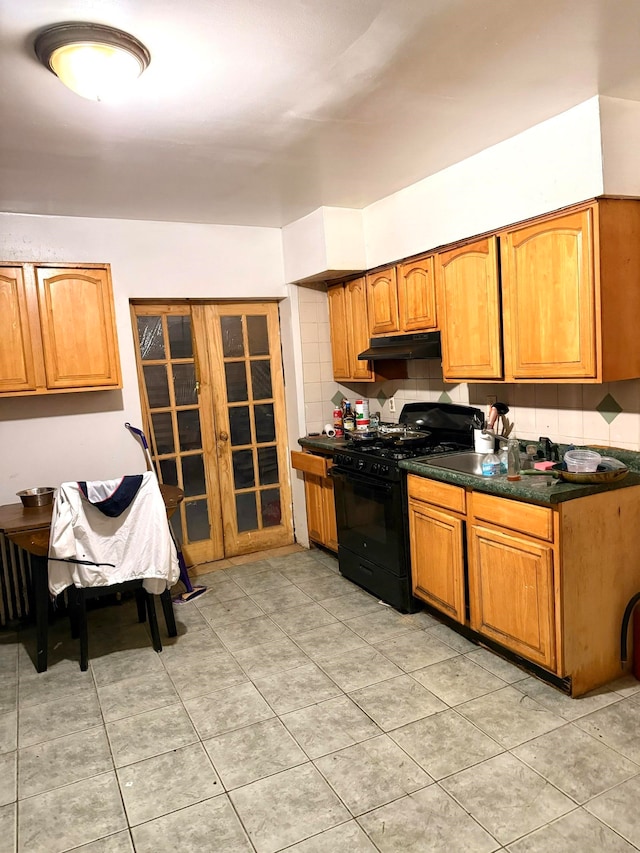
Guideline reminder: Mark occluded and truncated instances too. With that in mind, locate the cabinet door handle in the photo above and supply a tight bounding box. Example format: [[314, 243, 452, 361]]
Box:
[[218, 431, 229, 442]]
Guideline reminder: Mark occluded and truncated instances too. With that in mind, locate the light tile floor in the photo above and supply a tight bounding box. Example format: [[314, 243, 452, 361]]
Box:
[[2, 548, 640, 852]]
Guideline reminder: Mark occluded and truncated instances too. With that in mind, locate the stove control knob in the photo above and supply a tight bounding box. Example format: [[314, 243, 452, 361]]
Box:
[[380, 465, 389, 475], [356, 459, 366, 471], [371, 463, 379, 475]]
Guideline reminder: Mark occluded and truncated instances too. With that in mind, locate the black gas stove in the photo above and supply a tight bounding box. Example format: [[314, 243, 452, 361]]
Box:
[[335, 440, 468, 480], [330, 402, 483, 612]]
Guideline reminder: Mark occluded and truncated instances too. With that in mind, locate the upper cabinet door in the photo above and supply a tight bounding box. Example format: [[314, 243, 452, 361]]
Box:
[[436, 237, 503, 381], [36, 266, 121, 389], [327, 285, 351, 380], [0, 266, 37, 392], [501, 209, 596, 380], [398, 256, 437, 332], [346, 277, 374, 381], [366, 267, 400, 335]]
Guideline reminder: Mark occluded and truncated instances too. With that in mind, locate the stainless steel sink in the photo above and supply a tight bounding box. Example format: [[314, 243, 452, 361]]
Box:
[[419, 451, 490, 477]]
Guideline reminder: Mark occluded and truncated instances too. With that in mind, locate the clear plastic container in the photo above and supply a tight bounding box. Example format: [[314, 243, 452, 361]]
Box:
[[564, 449, 601, 473]]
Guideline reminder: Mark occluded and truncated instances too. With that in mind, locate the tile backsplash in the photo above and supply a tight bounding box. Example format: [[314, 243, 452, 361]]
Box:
[[297, 285, 640, 450]]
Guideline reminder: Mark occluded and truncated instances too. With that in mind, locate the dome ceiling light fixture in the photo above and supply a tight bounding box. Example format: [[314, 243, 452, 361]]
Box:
[[34, 22, 151, 102]]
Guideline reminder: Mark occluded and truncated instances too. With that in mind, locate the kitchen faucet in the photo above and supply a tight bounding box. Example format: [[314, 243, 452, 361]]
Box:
[[481, 429, 510, 446]]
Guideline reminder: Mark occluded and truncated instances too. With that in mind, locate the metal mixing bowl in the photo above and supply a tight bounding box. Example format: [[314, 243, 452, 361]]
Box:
[[17, 487, 55, 507]]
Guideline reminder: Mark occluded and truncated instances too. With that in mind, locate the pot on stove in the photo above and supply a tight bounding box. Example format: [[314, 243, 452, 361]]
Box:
[[377, 426, 433, 448]]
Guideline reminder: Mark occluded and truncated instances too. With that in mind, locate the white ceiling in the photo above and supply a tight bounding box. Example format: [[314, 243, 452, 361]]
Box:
[[2, 0, 640, 228]]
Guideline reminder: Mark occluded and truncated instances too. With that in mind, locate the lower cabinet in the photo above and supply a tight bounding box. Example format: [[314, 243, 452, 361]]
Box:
[[468, 524, 556, 671], [407, 473, 640, 696], [291, 451, 337, 553], [408, 476, 466, 623]]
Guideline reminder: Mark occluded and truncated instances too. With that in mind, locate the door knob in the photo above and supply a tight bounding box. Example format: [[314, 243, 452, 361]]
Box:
[[218, 431, 229, 442]]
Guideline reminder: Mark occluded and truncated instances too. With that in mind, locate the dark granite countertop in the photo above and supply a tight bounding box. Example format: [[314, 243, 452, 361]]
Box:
[[297, 434, 640, 506], [400, 457, 640, 504]]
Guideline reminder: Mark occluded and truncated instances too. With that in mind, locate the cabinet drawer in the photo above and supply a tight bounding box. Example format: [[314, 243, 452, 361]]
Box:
[[407, 474, 466, 514], [471, 492, 553, 542], [291, 450, 332, 478]]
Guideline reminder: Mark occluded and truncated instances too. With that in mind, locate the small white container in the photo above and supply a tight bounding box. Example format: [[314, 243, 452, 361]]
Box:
[[474, 429, 495, 454], [564, 449, 601, 473]]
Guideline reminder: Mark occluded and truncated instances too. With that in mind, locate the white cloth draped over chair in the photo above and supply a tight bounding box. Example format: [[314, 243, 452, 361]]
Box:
[[48, 472, 180, 596]]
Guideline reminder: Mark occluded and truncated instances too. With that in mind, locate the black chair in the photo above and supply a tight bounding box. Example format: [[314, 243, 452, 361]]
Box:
[[69, 581, 177, 671]]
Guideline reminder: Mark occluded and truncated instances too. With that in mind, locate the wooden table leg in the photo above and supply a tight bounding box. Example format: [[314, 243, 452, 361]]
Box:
[[32, 554, 49, 673]]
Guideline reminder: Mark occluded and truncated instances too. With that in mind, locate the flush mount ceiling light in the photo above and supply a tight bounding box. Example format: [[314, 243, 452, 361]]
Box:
[[34, 22, 150, 102]]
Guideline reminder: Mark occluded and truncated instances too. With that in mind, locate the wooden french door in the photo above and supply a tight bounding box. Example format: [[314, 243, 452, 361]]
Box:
[[131, 301, 293, 563]]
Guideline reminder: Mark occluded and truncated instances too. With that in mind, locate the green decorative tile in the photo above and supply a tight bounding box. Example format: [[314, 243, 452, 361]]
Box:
[[331, 390, 345, 407], [438, 391, 452, 404], [376, 390, 389, 406], [596, 393, 622, 424]]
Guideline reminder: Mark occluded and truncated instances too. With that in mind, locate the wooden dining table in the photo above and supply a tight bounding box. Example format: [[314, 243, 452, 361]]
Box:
[[0, 483, 184, 673]]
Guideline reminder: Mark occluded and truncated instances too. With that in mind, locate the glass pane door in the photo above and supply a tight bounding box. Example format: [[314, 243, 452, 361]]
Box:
[[205, 303, 293, 556], [131, 305, 224, 565]]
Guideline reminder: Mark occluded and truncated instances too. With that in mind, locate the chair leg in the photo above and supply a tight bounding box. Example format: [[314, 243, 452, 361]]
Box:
[[160, 588, 177, 638], [135, 587, 147, 623], [145, 593, 162, 652], [68, 587, 80, 640], [78, 589, 89, 672]]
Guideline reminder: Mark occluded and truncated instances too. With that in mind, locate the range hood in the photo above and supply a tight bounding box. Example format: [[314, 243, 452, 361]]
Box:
[[358, 331, 442, 361]]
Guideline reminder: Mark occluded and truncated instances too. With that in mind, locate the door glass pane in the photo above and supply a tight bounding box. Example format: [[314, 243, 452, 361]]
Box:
[[254, 403, 275, 443], [229, 406, 251, 446], [247, 315, 269, 356], [225, 362, 248, 403], [221, 316, 244, 357], [258, 447, 279, 485], [167, 315, 193, 358], [137, 316, 165, 360], [177, 410, 202, 451], [182, 454, 206, 496], [261, 488, 281, 527], [173, 363, 198, 405], [250, 360, 272, 400], [232, 449, 255, 490], [159, 458, 177, 486], [144, 364, 170, 408], [236, 492, 258, 532], [186, 499, 210, 541], [151, 412, 174, 454]]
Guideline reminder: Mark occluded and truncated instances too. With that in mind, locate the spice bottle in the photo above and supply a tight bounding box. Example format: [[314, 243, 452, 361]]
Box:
[[332, 407, 344, 438], [342, 400, 355, 432]]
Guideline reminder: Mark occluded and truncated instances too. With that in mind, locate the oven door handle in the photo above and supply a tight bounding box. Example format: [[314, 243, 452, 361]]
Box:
[[329, 467, 395, 494]]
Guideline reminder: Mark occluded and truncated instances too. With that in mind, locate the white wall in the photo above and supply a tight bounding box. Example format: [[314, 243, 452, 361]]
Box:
[[362, 97, 604, 268], [0, 213, 291, 506], [600, 96, 640, 196], [282, 206, 366, 284]]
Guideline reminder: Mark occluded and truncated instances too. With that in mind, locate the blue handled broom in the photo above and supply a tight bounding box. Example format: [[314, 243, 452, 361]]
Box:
[[125, 423, 207, 603]]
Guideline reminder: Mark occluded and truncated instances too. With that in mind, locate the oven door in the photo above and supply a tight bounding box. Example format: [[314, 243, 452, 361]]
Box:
[[330, 467, 405, 575]]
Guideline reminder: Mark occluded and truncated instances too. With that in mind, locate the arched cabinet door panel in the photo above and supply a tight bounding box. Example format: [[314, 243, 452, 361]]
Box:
[[435, 237, 503, 381], [0, 266, 37, 392], [36, 266, 121, 389]]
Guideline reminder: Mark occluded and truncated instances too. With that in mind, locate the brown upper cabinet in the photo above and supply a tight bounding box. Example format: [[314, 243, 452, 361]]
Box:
[[366, 256, 437, 337], [0, 262, 121, 396], [327, 277, 375, 382], [434, 198, 640, 384], [501, 200, 640, 382], [435, 237, 503, 382]]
